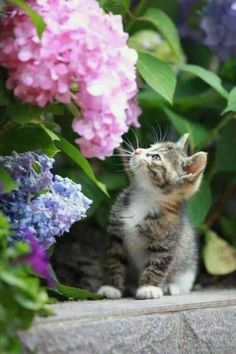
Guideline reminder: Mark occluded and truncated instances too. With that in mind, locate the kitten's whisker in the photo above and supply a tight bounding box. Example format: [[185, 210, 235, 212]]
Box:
[[162, 125, 169, 142], [124, 136, 135, 152], [122, 139, 134, 152], [150, 125, 159, 144], [130, 128, 139, 149], [156, 121, 163, 143], [116, 146, 132, 154], [116, 154, 132, 158]]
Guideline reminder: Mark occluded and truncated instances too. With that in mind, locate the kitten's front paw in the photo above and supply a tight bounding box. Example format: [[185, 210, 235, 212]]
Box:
[[97, 285, 122, 299], [136, 285, 163, 299]]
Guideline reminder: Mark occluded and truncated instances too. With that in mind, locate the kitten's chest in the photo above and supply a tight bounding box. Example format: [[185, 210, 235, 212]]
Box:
[[120, 193, 159, 270]]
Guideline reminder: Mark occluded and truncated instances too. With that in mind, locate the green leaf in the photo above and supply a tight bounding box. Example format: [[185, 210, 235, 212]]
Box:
[[179, 64, 229, 99], [222, 87, 236, 114], [7, 100, 42, 124], [55, 138, 109, 196], [0, 124, 59, 156], [54, 283, 104, 300], [66, 102, 81, 118], [0, 164, 17, 193], [0, 212, 10, 246], [162, 107, 208, 149], [203, 230, 236, 275], [8, 0, 46, 38], [214, 120, 236, 172], [137, 52, 176, 104], [141, 8, 184, 61], [40, 124, 60, 141], [98, 0, 130, 14], [187, 179, 212, 227]]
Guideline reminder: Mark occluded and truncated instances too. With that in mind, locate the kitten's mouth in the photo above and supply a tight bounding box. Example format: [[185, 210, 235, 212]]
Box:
[[129, 155, 143, 171]]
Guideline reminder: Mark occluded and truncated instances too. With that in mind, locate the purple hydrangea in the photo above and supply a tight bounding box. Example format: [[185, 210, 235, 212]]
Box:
[[0, 151, 54, 194], [0, 152, 92, 249], [19, 229, 55, 287], [177, 0, 201, 41], [200, 0, 236, 60]]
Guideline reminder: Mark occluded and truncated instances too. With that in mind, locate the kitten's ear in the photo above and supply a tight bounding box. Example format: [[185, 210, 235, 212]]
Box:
[[182, 152, 207, 182], [180, 152, 207, 198], [177, 133, 189, 152]]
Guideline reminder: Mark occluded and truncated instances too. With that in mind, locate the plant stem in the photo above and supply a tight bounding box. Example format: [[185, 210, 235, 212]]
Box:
[[133, 0, 147, 16], [126, 0, 147, 31], [201, 112, 235, 147]]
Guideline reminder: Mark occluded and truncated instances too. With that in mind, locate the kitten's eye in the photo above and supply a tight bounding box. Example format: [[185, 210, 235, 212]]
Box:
[[152, 154, 161, 161]]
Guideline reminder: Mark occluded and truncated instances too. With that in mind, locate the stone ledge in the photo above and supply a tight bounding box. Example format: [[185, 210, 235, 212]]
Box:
[[21, 289, 236, 354]]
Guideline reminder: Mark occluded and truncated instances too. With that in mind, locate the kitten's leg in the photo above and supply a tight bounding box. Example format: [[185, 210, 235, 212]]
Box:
[[97, 235, 127, 299], [164, 269, 196, 295], [136, 223, 176, 300], [136, 250, 172, 299]]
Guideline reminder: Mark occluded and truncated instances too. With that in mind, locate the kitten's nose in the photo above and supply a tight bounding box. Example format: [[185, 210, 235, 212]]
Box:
[[134, 149, 142, 156]]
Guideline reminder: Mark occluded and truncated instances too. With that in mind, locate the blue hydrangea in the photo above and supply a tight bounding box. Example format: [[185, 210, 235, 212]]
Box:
[[200, 0, 236, 60], [0, 152, 92, 249], [177, 0, 201, 41]]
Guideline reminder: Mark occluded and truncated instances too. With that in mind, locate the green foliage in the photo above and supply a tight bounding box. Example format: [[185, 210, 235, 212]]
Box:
[[137, 52, 176, 103], [140, 8, 184, 61], [162, 107, 208, 150], [52, 283, 104, 300], [179, 64, 229, 99], [0, 213, 51, 354], [187, 179, 212, 227], [7, 100, 42, 124], [214, 120, 236, 172], [98, 0, 130, 14], [0, 164, 17, 193], [55, 137, 109, 196], [222, 87, 236, 114], [0, 124, 59, 157], [203, 230, 236, 275]]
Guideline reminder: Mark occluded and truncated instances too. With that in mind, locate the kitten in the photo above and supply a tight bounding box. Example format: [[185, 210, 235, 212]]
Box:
[[97, 134, 207, 299]]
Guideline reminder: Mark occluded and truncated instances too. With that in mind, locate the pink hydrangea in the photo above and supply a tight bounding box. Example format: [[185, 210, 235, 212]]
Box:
[[0, 0, 141, 159]]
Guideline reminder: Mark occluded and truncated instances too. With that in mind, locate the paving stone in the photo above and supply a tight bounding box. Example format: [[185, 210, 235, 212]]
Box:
[[20, 290, 236, 354], [181, 307, 236, 354]]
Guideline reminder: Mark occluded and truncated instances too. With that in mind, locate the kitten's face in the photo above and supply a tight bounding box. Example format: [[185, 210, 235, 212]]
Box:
[[129, 134, 207, 200]]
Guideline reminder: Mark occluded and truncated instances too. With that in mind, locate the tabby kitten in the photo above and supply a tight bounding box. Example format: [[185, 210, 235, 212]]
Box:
[[97, 134, 207, 299]]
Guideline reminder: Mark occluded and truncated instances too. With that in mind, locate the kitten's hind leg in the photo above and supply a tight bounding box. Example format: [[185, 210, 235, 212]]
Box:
[[164, 270, 196, 295]]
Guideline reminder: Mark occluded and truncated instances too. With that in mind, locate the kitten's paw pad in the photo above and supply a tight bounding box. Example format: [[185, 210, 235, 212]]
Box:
[[136, 286, 163, 299], [164, 283, 180, 296], [97, 286, 122, 299]]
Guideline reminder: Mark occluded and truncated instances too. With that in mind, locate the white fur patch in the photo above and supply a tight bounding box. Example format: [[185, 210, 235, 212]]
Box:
[[169, 270, 196, 294], [136, 286, 163, 299], [97, 286, 122, 299], [164, 283, 180, 295], [121, 191, 160, 271]]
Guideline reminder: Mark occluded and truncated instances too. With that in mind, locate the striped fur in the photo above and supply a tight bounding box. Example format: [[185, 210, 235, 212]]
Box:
[[98, 134, 207, 299]]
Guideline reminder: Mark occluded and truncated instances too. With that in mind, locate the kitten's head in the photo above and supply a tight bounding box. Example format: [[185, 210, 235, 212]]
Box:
[[128, 134, 207, 200]]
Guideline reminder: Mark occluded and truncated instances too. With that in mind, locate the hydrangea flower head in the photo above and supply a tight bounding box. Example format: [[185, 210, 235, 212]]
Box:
[[177, 0, 201, 41], [200, 0, 236, 60], [0, 0, 141, 159], [0, 152, 92, 248]]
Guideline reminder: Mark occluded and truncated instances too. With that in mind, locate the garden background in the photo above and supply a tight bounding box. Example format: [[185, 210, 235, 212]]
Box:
[[0, 1, 236, 353]]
